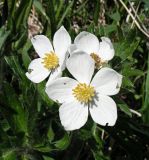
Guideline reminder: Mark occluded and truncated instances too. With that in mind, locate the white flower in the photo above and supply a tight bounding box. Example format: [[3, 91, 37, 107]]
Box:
[[26, 26, 71, 86], [46, 52, 122, 131], [70, 31, 115, 68]]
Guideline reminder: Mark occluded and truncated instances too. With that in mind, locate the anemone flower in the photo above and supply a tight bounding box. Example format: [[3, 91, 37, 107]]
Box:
[[46, 52, 122, 131], [70, 31, 115, 69], [26, 26, 71, 86]]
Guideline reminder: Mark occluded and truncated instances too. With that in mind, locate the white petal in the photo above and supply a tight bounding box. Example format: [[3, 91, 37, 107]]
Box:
[[98, 37, 115, 61], [53, 26, 71, 65], [68, 44, 79, 55], [26, 58, 50, 83], [74, 31, 100, 54], [45, 77, 78, 103], [90, 95, 117, 126], [66, 52, 95, 84], [31, 35, 53, 58], [59, 100, 88, 131], [91, 67, 122, 96], [46, 67, 62, 87], [101, 37, 111, 43]]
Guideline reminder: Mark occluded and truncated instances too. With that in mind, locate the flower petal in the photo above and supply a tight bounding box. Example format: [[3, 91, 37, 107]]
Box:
[[26, 58, 50, 83], [90, 95, 117, 126], [53, 26, 71, 65], [45, 77, 78, 103], [66, 52, 95, 84], [46, 67, 62, 87], [98, 37, 115, 61], [68, 44, 79, 55], [31, 35, 53, 57], [74, 31, 100, 54], [59, 100, 88, 131], [91, 67, 122, 96]]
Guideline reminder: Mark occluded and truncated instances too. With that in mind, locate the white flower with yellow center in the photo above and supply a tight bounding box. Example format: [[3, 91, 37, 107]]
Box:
[[26, 26, 71, 85], [70, 31, 115, 68], [46, 52, 122, 131]]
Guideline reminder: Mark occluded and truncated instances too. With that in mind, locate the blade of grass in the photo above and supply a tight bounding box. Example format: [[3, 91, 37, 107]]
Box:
[[57, 0, 74, 28], [142, 51, 149, 123]]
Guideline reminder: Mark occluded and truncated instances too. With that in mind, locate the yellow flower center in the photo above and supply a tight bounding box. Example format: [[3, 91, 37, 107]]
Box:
[[72, 83, 95, 103], [90, 53, 104, 69], [42, 51, 59, 70]]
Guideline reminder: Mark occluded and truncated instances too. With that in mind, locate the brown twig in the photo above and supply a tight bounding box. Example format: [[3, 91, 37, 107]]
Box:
[[118, 0, 149, 38], [128, 1, 148, 32]]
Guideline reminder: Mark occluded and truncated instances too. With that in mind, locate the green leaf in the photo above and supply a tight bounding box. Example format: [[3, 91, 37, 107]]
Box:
[[15, 0, 33, 30], [122, 64, 144, 77], [22, 40, 32, 69], [118, 104, 132, 117], [2, 82, 28, 133], [47, 123, 54, 142], [13, 31, 28, 50], [93, 0, 100, 25], [34, 146, 52, 152], [110, 11, 121, 22], [33, 0, 50, 22], [4, 55, 28, 83], [142, 0, 149, 9], [55, 0, 64, 20], [21, 155, 30, 160], [92, 123, 103, 147], [78, 128, 92, 141], [57, 0, 74, 28], [2, 150, 16, 160], [7, 0, 17, 17], [104, 24, 117, 34], [46, 0, 56, 36], [37, 82, 54, 106], [0, 119, 10, 132], [0, 27, 10, 51], [54, 133, 70, 150], [142, 51, 149, 123], [122, 76, 134, 88], [43, 156, 54, 160], [114, 36, 140, 59]]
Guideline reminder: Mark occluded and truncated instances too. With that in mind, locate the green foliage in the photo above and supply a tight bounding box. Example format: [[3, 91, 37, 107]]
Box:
[[142, 50, 149, 123], [0, 0, 149, 159]]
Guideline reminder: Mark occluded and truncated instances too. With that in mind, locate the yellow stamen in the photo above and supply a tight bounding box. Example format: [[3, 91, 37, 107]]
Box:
[[72, 83, 95, 103], [90, 53, 104, 69], [42, 51, 59, 70]]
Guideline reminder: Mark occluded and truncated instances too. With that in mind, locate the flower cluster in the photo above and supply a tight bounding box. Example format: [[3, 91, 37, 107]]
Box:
[[26, 26, 122, 131]]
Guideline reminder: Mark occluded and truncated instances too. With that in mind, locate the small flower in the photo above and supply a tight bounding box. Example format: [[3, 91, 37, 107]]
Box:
[[26, 26, 71, 86], [46, 52, 122, 131], [70, 31, 115, 69]]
